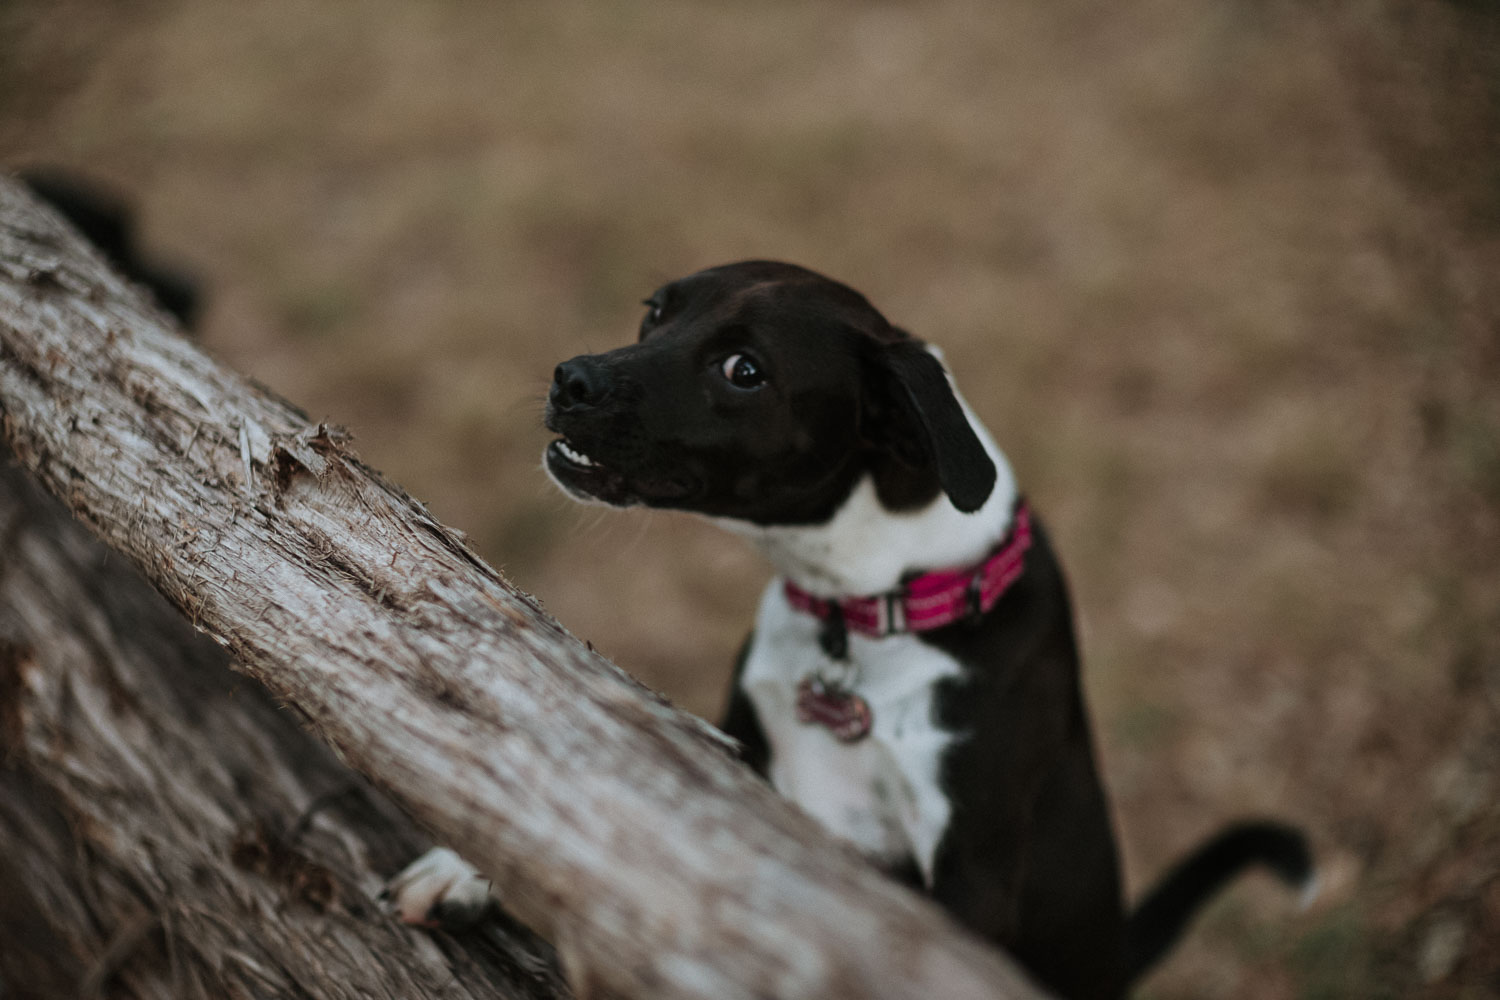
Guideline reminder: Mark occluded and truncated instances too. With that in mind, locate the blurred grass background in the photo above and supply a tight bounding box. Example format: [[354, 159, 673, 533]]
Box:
[[3, 1, 1498, 996]]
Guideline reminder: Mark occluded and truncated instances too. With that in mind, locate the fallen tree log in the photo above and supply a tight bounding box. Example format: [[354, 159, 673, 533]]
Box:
[[0, 175, 1048, 1000], [0, 451, 570, 999]]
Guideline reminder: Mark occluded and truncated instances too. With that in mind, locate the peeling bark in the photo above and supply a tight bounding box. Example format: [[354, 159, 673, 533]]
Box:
[[0, 175, 1048, 1000]]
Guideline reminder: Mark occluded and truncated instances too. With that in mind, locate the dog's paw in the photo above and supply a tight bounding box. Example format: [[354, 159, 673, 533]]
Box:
[[381, 847, 494, 928]]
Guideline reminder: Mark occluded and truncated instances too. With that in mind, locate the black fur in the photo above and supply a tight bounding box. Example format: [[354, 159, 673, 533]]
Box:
[[875, 340, 996, 513], [921, 516, 1126, 998]]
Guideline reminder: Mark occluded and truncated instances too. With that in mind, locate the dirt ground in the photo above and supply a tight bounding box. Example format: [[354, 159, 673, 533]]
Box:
[[3, 1, 1497, 996]]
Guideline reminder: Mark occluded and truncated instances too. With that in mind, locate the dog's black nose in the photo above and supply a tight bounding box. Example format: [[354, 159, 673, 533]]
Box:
[[551, 356, 610, 409]]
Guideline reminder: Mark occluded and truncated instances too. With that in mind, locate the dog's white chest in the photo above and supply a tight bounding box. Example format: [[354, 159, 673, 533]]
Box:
[[740, 584, 962, 884]]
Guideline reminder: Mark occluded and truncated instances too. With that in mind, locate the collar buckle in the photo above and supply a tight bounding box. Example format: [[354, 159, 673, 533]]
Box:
[[883, 591, 905, 635]]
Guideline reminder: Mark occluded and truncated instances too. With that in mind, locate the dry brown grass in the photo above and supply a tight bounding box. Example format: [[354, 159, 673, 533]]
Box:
[[4, 1, 1498, 996]]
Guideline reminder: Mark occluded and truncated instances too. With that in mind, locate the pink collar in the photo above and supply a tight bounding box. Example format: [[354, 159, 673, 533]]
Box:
[[782, 500, 1032, 639]]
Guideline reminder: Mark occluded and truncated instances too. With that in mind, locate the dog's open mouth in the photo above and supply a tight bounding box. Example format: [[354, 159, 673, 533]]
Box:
[[545, 436, 636, 506], [545, 437, 698, 507], [546, 437, 618, 493], [551, 438, 598, 470]]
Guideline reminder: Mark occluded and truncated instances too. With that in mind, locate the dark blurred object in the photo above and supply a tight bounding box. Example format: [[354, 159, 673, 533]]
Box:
[[20, 168, 202, 330]]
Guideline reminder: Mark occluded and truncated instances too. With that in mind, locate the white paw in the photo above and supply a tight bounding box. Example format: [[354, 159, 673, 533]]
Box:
[[382, 847, 494, 928]]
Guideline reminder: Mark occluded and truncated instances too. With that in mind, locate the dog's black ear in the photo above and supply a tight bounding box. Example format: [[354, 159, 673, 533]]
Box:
[[873, 341, 996, 513]]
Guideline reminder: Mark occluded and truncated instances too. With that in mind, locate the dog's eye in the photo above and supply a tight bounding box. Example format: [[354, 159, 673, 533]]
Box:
[[721, 353, 765, 389], [639, 297, 667, 338], [641, 294, 668, 323]]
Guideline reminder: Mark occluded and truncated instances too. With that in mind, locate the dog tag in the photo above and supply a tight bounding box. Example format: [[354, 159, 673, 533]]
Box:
[[796, 676, 873, 743]]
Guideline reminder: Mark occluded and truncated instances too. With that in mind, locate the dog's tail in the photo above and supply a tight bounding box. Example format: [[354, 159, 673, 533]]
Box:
[[1123, 820, 1314, 985]]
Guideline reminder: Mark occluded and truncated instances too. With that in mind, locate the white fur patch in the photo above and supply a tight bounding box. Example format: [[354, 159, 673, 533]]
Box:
[[730, 376, 1019, 883], [742, 589, 967, 883]]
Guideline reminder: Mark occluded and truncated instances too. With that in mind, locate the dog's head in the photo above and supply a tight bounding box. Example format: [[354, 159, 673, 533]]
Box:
[[544, 260, 996, 525]]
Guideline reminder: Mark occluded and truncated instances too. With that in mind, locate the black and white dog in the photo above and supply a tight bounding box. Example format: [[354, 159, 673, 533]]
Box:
[[388, 261, 1312, 999]]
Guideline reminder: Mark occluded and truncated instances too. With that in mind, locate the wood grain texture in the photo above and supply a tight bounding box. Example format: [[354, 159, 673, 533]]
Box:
[[0, 455, 570, 999], [0, 175, 1049, 1000]]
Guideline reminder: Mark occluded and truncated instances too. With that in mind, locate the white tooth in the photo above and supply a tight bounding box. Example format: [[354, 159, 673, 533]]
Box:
[[558, 441, 594, 467]]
